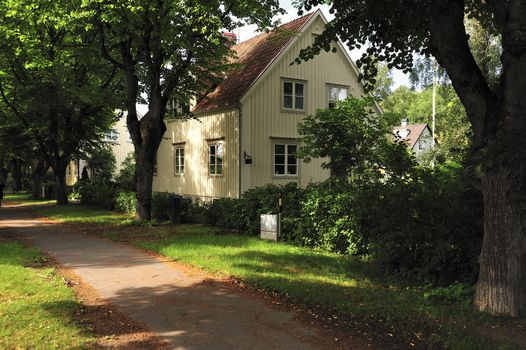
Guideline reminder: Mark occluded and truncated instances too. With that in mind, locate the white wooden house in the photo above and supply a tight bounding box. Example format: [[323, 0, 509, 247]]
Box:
[[153, 10, 378, 199]]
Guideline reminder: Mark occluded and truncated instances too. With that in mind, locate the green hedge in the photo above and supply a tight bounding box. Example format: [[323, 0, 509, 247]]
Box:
[[202, 166, 483, 286]]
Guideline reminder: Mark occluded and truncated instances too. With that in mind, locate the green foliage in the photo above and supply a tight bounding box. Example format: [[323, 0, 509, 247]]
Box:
[[297, 97, 401, 180], [115, 152, 135, 191], [372, 61, 393, 100], [283, 183, 362, 254], [78, 180, 117, 210], [151, 192, 172, 222], [86, 146, 116, 182], [382, 85, 472, 162], [0, 0, 122, 201], [423, 283, 475, 308], [356, 165, 483, 284], [114, 191, 136, 213], [205, 183, 303, 235]]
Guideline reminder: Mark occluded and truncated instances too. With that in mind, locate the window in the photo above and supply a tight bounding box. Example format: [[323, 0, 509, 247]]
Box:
[[282, 80, 305, 111], [126, 131, 133, 143], [104, 129, 119, 142], [153, 154, 158, 175], [173, 146, 185, 175], [274, 143, 298, 176], [209, 143, 223, 176], [67, 165, 72, 176], [167, 97, 190, 119], [328, 85, 348, 109]]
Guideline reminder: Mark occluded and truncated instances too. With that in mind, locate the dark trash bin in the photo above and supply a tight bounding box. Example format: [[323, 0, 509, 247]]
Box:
[[170, 194, 182, 224]]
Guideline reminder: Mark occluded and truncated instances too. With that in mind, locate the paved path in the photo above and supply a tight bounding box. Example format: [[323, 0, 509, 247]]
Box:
[[0, 205, 335, 350]]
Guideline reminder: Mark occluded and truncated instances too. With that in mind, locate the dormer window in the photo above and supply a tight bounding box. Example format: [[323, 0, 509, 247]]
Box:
[[282, 79, 305, 111]]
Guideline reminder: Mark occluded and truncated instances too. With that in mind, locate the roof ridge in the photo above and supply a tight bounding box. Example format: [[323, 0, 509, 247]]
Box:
[[193, 11, 318, 113], [233, 11, 316, 48]]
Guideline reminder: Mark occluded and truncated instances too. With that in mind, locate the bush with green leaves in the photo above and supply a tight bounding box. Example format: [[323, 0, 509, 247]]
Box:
[[114, 191, 137, 213], [78, 180, 118, 210], [86, 146, 116, 182], [115, 152, 135, 191], [205, 183, 304, 235], [151, 192, 172, 221]]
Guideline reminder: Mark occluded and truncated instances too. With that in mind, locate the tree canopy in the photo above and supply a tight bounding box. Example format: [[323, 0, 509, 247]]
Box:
[[87, 0, 284, 220], [0, 0, 122, 203]]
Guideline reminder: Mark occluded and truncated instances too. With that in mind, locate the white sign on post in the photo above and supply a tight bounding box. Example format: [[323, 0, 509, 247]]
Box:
[[260, 214, 278, 241]]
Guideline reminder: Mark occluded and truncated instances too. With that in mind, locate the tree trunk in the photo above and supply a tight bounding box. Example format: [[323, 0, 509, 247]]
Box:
[[135, 147, 154, 221], [474, 166, 526, 317], [31, 159, 48, 199], [10, 158, 23, 192], [52, 161, 69, 205]]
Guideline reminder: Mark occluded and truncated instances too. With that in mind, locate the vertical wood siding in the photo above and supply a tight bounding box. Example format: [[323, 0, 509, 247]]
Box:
[[240, 16, 365, 192], [110, 115, 135, 174], [152, 109, 239, 198]]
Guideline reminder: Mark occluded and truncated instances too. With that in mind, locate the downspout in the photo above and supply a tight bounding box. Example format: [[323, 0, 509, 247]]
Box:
[[237, 104, 242, 199]]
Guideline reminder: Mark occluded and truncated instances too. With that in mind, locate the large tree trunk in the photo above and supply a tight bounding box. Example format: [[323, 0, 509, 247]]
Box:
[[31, 159, 48, 199], [428, 0, 526, 317], [52, 160, 69, 205], [474, 166, 526, 317], [10, 158, 23, 192], [130, 111, 166, 221], [135, 146, 155, 221]]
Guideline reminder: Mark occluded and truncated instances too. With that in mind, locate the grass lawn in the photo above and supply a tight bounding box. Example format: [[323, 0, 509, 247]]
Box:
[[33, 203, 524, 349], [37, 205, 133, 225], [3, 193, 55, 207], [0, 242, 93, 349]]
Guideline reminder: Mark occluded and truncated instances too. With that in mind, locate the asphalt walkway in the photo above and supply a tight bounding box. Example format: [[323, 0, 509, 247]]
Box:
[[0, 205, 335, 350]]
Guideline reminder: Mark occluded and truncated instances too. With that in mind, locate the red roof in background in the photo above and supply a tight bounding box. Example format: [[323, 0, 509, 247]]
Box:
[[193, 12, 316, 114], [392, 123, 429, 148]]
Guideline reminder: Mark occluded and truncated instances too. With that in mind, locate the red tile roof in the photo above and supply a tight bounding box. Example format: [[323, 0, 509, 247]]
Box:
[[193, 12, 316, 113], [392, 123, 429, 148]]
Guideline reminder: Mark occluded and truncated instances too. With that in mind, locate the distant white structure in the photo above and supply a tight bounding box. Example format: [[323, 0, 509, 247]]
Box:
[[392, 118, 435, 156], [104, 113, 135, 174]]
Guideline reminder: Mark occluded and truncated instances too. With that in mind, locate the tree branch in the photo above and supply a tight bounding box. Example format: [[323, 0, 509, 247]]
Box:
[[429, 0, 495, 148]]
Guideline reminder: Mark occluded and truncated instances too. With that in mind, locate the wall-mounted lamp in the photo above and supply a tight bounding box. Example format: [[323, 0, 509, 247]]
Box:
[[243, 151, 252, 165]]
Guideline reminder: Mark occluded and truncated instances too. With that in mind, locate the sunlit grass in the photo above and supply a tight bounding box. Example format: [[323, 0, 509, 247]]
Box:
[[36, 205, 133, 225], [0, 243, 93, 349], [3, 193, 55, 207]]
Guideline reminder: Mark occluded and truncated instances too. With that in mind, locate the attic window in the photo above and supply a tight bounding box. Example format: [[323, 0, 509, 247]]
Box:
[[328, 85, 348, 109], [282, 79, 305, 111]]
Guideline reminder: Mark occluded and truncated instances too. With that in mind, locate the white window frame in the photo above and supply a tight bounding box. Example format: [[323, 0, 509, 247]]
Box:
[[104, 129, 119, 142], [273, 141, 299, 177], [327, 84, 349, 109], [173, 145, 185, 175], [281, 79, 306, 112], [208, 143, 224, 176]]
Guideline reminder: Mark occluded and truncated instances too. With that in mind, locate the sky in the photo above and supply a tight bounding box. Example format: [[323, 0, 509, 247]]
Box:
[[236, 0, 410, 88]]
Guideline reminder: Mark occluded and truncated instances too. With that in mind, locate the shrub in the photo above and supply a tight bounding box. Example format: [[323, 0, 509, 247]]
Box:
[[115, 152, 135, 191], [114, 191, 136, 213], [284, 183, 363, 254], [205, 183, 304, 235], [78, 180, 118, 210], [356, 164, 483, 285], [86, 146, 116, 182], [151, 192, 172, 221]]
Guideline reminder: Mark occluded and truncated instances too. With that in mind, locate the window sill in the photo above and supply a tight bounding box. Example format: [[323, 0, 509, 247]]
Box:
[[272, 174, 300, 179], [280, 108, 306, 114]]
